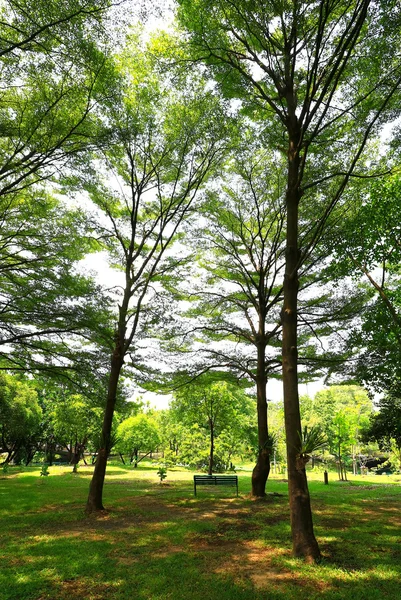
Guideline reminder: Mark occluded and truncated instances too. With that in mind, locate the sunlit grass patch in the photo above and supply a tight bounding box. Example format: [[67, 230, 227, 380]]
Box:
[[0, 465, 400, 599]]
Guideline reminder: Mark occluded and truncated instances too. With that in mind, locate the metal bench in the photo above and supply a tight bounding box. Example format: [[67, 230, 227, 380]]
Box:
[[193, 474, 238, 496]]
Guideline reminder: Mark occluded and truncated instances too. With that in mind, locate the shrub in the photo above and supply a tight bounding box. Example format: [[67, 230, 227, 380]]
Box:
[[157, 466, 167, 483], [40, 464, 49, 477]]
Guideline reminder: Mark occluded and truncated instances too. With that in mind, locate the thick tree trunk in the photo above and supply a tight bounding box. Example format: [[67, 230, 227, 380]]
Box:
[[208, 418, 214, 475], [86, 342, 124, 513], [252, 343, 270, 496], [282, 136, 320, 562]]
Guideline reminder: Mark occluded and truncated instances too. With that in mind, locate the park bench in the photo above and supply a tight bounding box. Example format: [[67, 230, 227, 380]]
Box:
[[193, 474, 238, 497]]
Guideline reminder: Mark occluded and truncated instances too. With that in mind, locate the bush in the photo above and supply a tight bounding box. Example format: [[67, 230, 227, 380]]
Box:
[[40, 464, 49, 477], [157, 466, 167, 483]]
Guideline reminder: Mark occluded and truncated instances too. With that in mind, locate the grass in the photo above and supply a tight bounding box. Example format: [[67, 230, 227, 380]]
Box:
[[0, 464, 400, 600]]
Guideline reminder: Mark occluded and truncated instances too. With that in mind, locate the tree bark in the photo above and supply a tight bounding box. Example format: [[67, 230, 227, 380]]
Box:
[[252, 342, 270, 496], [208, 418, 214, 475], [86, 338, 124, 513], [281, 134, 320, 561]]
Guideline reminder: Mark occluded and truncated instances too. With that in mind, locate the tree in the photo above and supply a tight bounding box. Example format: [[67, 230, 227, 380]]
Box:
[[306, 386, 373, 479], [83, 37, 230, 512], [172, 377, 252, 474], [173, 126, 356, 494], [116, 413, 160, 466], [365, 394, 401, 471], [173, 134, 285, 492], [0, 0, 120, 380], [0, 193, 112, 381], [328, 176, 401, 396], [177, 0, 401, 560], [51, 394, 103, 472], [0, 372, 42, 465], [0, 0, 118, 198], [156, 409, 187, 464]]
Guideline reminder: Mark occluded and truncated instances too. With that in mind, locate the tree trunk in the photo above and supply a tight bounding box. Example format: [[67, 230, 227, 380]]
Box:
[[6, 445, 18, 464], [45, 440, 54, 466], [252, 344, 270, 496], [72, 438, 80, 473], [68, 441, 73, 464], [281, 135, 320, 562], [86, 340, 124, 513], [25, 447, 36, 466], [208, 418, 214, 475]]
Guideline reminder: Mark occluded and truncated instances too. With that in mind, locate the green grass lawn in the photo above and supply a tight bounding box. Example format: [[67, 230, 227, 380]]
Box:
[[0, 464, 400, 600]]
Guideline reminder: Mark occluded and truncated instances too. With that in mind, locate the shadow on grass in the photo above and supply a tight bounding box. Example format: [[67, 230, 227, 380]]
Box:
[[1, 474, 401, 600]]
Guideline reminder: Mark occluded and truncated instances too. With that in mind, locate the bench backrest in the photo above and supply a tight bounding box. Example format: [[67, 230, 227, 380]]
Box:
[[193, 475, 238, 484], [193, 474, 238, 496]]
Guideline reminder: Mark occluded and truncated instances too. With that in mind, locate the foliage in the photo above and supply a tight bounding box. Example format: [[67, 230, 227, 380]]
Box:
[[297, 426, 327, 458], [0, 0, 118, 381], [116, 413, 160, 464], [50, 393, 103, 470], [301, 385, 374, 478], [40, 464, 49, 477], [328, 176, 401, 395], [175, 424, 210, 470], [365, 394, 401, 470], [156, 465, 167, 483], [172, 377, 255, 472], [0, 373, 42, 464], [0, 192, 113, 379], [173, 132, 285, 383]]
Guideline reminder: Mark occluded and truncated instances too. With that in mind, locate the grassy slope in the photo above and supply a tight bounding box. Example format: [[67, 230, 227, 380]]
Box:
[[0, 465, 400, 600]]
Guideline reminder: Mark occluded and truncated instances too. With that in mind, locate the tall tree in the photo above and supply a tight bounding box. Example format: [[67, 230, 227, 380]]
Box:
[[177, 0, 401, 560], [164, 127, 364, 496], [81, 37, 230, 512], [179, 137, 285, 494]]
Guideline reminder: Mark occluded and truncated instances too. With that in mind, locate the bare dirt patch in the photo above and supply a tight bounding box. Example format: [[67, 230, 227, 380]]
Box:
[[56, 578, 115, 600]]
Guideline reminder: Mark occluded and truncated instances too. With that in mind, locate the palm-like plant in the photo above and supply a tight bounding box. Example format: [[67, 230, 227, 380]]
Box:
[[297, 426, 327, 459]]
